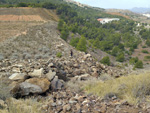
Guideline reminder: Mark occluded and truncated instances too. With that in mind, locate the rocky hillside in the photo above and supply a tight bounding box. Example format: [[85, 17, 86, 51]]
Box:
[[0, 2, 150, 112], [0, 18, 142, 112]]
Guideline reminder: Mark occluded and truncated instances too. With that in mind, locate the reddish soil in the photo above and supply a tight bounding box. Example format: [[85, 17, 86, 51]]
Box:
[[0, 15, 45, 21], [107, 12, 130, 19]]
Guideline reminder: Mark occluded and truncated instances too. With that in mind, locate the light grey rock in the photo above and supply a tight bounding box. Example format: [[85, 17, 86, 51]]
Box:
[[19, 82, 43, 96], [28, 68, 43, 77], [25, 78, 50, 93], [46, 70, 56, 81], [9, 73, 27, 81]]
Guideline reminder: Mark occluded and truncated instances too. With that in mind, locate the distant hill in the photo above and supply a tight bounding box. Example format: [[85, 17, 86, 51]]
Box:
[[130, 7, 150, 14]]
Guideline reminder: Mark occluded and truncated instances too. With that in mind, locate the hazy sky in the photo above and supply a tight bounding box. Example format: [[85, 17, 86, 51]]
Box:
[[74, 0, 150, 9]]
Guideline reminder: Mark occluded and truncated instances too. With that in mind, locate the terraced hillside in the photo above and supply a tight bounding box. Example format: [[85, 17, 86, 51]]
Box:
[[0, 7, 59, 42]]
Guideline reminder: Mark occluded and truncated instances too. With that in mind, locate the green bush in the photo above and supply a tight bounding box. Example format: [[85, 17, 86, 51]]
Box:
[[144, 56, 150, 61], [111, 46, 120, 56], [118, 43, 124, 50], [129, 57, 138, 64], [60, 30, 69, 41], [134, 60, 143, 68], [100, 56, 111, 66], [42, 2, 56, 9], [56, 52, 62, 58], [116, 53, 125, 62], [76, 36, 87, 52], [129, 47, 134, 52], [60, 23, 69, 41], [17, 3, 28, 7], [70, 37, 79, 48], [142, 45, 147, 48], [146, 39, 150, 46], [142, 50, 149, 54]]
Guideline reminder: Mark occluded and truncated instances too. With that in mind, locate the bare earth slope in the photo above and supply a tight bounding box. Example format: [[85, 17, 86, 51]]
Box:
[[0, 7, 58, 42]]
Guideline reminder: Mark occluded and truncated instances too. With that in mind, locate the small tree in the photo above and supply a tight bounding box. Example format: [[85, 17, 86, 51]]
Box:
[[60, 23, 69, 41], [57, 19, 64, 31], [42, 2, 56, 9], [129, 57, 138, 64], [134, 60, 143, 68], [76, 36, 87, 52], [111, 46, 120, 56], [118, 43, 124, 50], [70, 37, 79, 48], [146, 39, 150, 46], [116, 53, 125, 62], [60, 30, 69, 41], [17, 3, 28, 7], [100, 56, 111, 66]]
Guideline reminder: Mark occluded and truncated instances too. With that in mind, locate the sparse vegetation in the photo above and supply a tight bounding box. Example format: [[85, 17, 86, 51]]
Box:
[[142, 45, 147, 48], [129, 57, 138, 65], [116, 53, 125, 62], [142, 50, 149, 54], [70, 37, 79, 48], [56, 52, 62, 58], [76, 36, 87, 52], [85, 73, 150, 104], [0, 98, 42, 113], [144, 56, 150, 61], [100, 56, 111, 66], [134, 60, 143, 68], [0, 80, 12, 101]]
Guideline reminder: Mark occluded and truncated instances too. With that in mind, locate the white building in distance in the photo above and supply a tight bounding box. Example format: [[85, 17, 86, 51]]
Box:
[[143, 14, 150, 18], [97, 18, 120, 24]]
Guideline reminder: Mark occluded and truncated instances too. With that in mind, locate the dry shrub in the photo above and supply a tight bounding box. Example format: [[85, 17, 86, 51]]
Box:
[[66, 77, 100, 93], [0, 80, 12, 101], [85, 72, 150, 104], [0, 98, 43, 113]]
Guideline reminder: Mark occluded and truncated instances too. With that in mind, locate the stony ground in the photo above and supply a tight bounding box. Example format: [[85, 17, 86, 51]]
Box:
[[0, 20, 149, 112]]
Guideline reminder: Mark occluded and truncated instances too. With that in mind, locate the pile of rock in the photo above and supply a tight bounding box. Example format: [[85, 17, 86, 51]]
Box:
[[9, 67, 64, 97], [0, 51, 128, 98], [40, 90, 145, 113]]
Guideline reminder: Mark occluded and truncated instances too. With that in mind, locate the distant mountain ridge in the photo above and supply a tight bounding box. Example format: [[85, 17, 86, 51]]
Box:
[[130, 7, 150, 14]]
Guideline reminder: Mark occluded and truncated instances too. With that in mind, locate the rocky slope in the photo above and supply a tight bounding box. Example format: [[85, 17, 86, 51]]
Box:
[[0, 20, 147, 112]]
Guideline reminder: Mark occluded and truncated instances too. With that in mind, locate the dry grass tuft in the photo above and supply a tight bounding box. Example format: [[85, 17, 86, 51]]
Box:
[[85, 72, 150, 104], [0, 98, 43, 113]]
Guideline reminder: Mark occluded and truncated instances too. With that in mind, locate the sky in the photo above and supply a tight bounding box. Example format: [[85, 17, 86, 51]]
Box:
[[74, 0, 150, 9]]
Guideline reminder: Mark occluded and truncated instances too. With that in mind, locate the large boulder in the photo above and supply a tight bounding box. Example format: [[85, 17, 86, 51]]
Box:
[[20, 82, 43, 95], [9, 73, 27, 81], [11, 78, 50, 97], [28, 68, 43, 77], [25, 78, 50, 93], [11, 82, 43, 97]]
